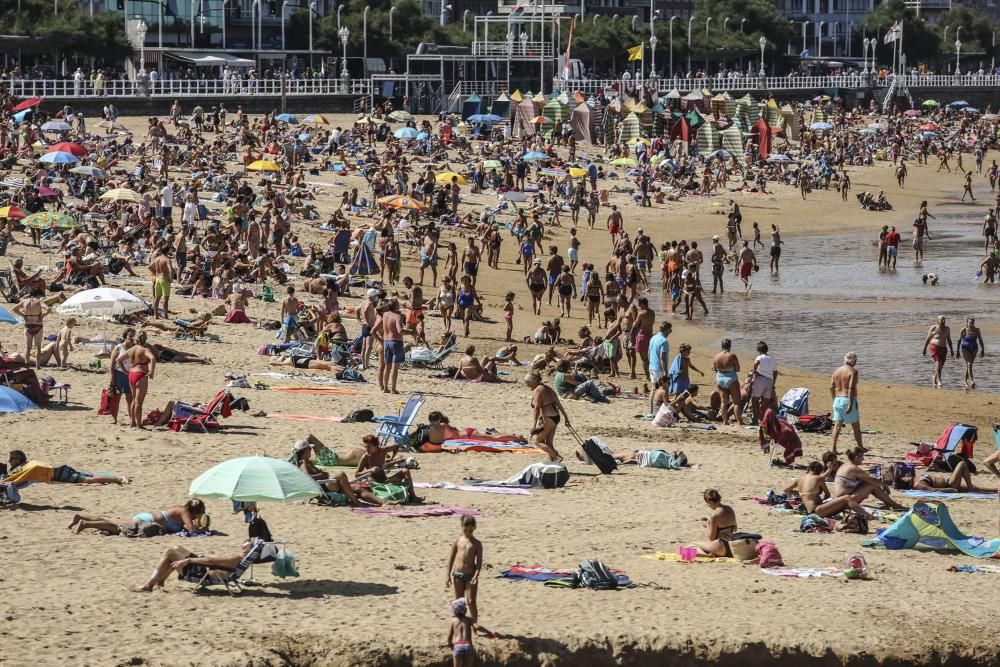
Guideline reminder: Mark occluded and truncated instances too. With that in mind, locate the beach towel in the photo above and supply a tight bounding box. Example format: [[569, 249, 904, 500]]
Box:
[[351, 504, 482, 518], [266, 413, 344, 422], [500, 564, 632, 586], [270, 387, 360, 396], [759, 409, 803, 464], [642, 552, 738, 564], [760, 567, 844, 578], [437, 440, 544, 454], [414, 481, 532, 496], [874, 501, 1000, 558], [897, 489, 997, 500], [947, 564, 1000, 574]]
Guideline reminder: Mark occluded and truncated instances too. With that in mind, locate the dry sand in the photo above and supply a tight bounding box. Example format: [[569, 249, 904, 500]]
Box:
[[2, 112, 999, 667]]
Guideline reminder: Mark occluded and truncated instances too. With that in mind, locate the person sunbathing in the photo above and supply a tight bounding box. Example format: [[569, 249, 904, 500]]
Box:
[[141, 312, 213, 336], [425, 411, 526, 446], [784, 461, 873, 519], [912, 459, 993, 493], [292, 441, 380, 506], [68, 499, 206, 535], [150, 343, 211, 364], [695, 488, 738, 557], [131, 539, 257, 593], [2, 450, 129, 487], [268, 352, 344, 371], [453, 345, 500, 382], [607, 449, 688, 468], [356, 434, 421, 502]]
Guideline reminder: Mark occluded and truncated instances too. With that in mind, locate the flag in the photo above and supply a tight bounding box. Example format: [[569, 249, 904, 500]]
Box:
[[562, 15, 576, 80], [884, 21, 902, 44], [627, 44, 644, 62]]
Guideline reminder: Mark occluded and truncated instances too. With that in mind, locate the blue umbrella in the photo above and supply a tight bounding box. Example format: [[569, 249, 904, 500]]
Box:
[[809, 122, 833, 131], [275, 113, 298, 124], [0, 306, 21, 325], [468, 114, 502, 124], [523, 151, 548, 161], [394, 127, 419, 139], [39, 151, 79, 164], [0, 385, 38, 414], [711, 149, 734, 159], [350, 242, 380, 276], [949, 100, 969, 108], [962, 107, 980, 114], [13, 110, 29, 123]]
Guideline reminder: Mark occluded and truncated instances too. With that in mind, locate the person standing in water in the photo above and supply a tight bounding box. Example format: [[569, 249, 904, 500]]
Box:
[[830, 351, 863, 455], [884, 225, 901, 270], [956, 317, 985, 390], [769, 224, 783, 274], [922, 315, 954, 389]]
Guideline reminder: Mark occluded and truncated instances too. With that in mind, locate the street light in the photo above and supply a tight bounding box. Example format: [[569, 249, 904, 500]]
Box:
[[251, 0, 261, 50], [337, 5, 343, 31], [817, 21, 825, 58], [669, 15, 677, 79], [440, 2, 451, 27], [137, 19, 147, 75], [632, 15, 638, 32], [687, 16, 694, 74], [389, 6, 396, 41], [740, 18, 746, 34], [705, 17, 712, 73], [705, 16, 712, 36], [507, 31, 514, 89], [955, 39, 962, 75], [190, 0, 196, 47], [758, 35, 766, 77], [723, 16, 730, 31], [650, 34, 657, 79], [363, 5, 370, 76], [463, 9, 470, 32], [309, 2, 316, 70], [802, 20, 809, 53], [339, 25, 349, 82], [281, 0, 292, 50], [862, 37, 870, 74]]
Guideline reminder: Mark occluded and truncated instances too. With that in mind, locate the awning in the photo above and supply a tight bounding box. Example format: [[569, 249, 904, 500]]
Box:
[[165, 51, 255, 67]]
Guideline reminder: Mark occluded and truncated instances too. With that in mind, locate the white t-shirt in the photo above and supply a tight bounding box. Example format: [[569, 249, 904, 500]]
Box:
[[755, 354, 777, 379], [160, 185, 173, 208]]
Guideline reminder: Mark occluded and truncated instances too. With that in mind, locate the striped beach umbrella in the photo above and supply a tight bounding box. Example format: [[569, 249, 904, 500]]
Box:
[[100, 188, 143, 203]]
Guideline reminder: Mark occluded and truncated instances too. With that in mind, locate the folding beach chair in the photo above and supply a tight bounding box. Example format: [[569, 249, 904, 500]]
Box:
[[906, 423, 977, 470], [404, 338, 459, 369], [169, 390, 233, 432], [373, 393, 426, 449], [180, 538, 265, 595]]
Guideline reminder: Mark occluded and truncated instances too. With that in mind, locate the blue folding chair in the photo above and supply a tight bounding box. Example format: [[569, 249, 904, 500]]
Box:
[[373, 393, 426, 449]]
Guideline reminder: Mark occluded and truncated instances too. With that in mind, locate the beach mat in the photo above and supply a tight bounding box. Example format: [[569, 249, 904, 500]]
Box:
[[267, 413, 344, 422], [271, 387, 361, 396], [643, 551, 738, 564], [500, 564, 631, 586], [351, 504, 482, 518], [898, 489, 998, 500], [440, 439, 544, 454], [760, 567, 844, 578], [415, 481, 532, 495]]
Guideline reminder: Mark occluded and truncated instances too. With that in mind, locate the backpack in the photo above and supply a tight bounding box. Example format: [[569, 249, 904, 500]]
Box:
[[579, 437, 617, 474], [577, 559, 619, 590], [795, 414, 833, 433], [342, 408, 375, 423], [516, 462, 569, 489], [410, 423, 431, 448], [336, 367, 366, 383]]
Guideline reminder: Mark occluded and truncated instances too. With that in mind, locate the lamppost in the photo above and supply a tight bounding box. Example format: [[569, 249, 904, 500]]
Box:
[[632, 15, 638, 32], [337, 4, 343, 31], [723, 16, 730, 31], [817, 21, 824, 58], [955, 39, 962, 75], [281, 1, 292, 50], [862, 37, 870, 74], [137, 19, 147, 77], [389, 6, 396, 41], [463, 9, 470, 32], [251, 0, 261, 50], [309, 2, 316, 70], [650, 34, 657, 80], [740, 18, 746, 34], [363, 5, 370, 76], [758, 35, 766, 77], [190, 0, 197, 47], [687, 16, 694, 74], [705, 17, 712, 73], [802, 20, 809, 54], [507, 31, 514, 90], [339, 25, 349, 91], [520, 30, 528, 59], [439, 2, 451, 27], [669, 15, 677, 79]]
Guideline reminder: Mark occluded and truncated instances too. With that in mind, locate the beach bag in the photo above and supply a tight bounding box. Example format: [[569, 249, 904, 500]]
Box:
[[123, 521, 166, 538], [342, 408, 375, 423], [795, 414, 833, 433], [97, 387, 120, 416], [248, 515, 273, 542], [410, 423, 431, 448], [580, 437, 617, 474], [756, 540, 784, 568], [577, 559, 619, 590], [516, 462, 569, 489], [336, 367, 366, 383], [271, 546, 299, 578], [729, 533, 762, 562], [0, 482, 21, 506], [652, 403, 677, 428], [370, 482, 410, 502], [837, 511, 870, 535]]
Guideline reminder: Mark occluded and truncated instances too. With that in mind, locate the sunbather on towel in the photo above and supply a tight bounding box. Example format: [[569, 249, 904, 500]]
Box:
[[784, 461, 873, 519], [912, 459, 993, 493], [607, 449, 688, 468], [269, 353, 345, 372], [454, 345, 500, 382], [425, 411, 527, 446], [131, 539, 257, 593], [68, 499, 206, 536], [833, 447, 907, 511], [150, 343, 211, 364], [696, 489, 739, 558], [2, 450, 130, 487], [357, 435, 421, 502], [141, 312, 213, 336], [293, 440, 380, 506]]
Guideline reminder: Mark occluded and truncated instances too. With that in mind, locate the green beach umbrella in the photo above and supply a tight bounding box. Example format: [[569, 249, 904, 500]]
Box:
[[189, 456, 323, 502], [23, 211, 76, 229]]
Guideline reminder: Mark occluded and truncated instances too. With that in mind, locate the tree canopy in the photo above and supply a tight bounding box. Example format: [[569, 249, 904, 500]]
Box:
[[0, 0, 133, 63]]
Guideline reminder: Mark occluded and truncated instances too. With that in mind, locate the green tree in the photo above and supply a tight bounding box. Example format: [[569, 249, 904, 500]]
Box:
[[934, 5, 996, 64], [860, 0, 941, 65], [0, 0, 133, 66]]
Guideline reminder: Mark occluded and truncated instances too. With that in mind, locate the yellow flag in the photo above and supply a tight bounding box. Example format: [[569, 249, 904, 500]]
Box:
[[627, 44, 643, 62]]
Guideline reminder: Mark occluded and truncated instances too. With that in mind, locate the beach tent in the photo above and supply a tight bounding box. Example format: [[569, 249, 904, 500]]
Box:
[[670, 115, 692, 143], [720, 125, 744, 155], [462, 93, 482, 120], [750, 117, 773, 160], [532, 91, 547, 113], [651, 101, 667, 138], [763, 99, 782, 128], [590, 99, 609, 144], [350, 241, 380, 276], [734, 94, 757, 129], [781, 104, 800, 141], [0, 385, 38, 414], [514, 97, 538, 136], [875, 502, 1000, 558], [619, 112, 641, 143], [541, 98, 568, 136], [490, 93, 511, 119], [510, 90, 524, 102], [696, 122, 721, 154], [631, 102, 653, 132], [569, 102, 592, 143]]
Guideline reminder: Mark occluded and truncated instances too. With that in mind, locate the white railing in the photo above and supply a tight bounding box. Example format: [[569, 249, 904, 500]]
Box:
[[4, 77, 371, 99]]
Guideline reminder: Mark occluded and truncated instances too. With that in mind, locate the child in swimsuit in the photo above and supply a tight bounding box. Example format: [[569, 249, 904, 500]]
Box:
[[447, 598, 475, 666], [445, 515, 483, 627], [503, 291, 515, 342]]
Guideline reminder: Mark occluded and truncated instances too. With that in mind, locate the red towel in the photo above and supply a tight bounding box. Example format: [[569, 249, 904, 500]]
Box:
[[759, 409, 802, 464]]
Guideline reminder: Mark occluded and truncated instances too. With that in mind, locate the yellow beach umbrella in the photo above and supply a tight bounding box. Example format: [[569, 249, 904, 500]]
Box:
[[247, 160, 280, 172], [568, 167, 587, 178], [435, 172, 468, 185], [99, 188, 143, 203], [302, 114, 329, 125]]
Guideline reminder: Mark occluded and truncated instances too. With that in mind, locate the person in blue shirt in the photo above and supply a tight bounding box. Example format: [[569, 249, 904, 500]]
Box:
[[647, 321, 672, 389]]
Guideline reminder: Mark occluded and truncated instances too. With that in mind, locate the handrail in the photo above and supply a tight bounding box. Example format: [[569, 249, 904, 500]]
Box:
[[3, 77, 371, 98]]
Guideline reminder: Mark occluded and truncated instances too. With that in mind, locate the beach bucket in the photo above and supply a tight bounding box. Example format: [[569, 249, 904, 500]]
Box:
[[678, 546, 697, 562]]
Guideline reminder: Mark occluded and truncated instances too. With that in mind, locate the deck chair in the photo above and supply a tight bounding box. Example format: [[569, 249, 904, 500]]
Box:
[[180, 538, 265, 595], [373, 393, 426, 449], [169, 390, 233, 432], [907, 423, 977, 470], [404, 339, 458, 369]]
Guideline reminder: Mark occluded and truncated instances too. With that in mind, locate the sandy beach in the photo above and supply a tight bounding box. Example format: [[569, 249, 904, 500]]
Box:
[[2, 110, 1000, 667]]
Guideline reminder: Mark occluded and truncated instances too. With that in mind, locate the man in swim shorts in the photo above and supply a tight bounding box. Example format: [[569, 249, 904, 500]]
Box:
[[149, 244, 173, 320], [381, 299, 406, 394], [630, 296, 656, 379], [921, 315, 954, 388], [830, 351, 863, 454]]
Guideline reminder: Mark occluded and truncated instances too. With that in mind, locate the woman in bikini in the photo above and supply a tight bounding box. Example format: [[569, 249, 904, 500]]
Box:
[[455, 276, 481, 338], [585, 271, 604, 326], [525, 370, 571, 462], [696, 489, 738, 557], [913, 459, 992, 493], [785, 461, 873, 519], [292, 441, 379, 506], [13, 289, 51, 370], [956, 317, 985, 389], [711, 339, 743, 426], [124, 331, 157, 429], [68, 499, 205, 536], [833, 447, 906, 510], [437, 276, 456, 333]]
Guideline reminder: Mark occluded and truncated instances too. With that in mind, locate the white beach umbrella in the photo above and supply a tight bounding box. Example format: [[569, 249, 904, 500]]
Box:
[[58, 287, 146, 318]]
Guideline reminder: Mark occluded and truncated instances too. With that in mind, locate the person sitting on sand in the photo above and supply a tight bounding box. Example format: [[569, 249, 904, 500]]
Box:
[[784, 461, 873, 519], [131, 539, 259, 593], [1, 450, 130, 487], [912, 459, 993, 493], [833, 447, 906, 510], [695, 488, 738, 557], [68, 499, 206, 536], [292, 440, 380, 506], [356, 434, 421, 502], [424, 411, 527, 448], [453, 345, 500, 382], [224, 291, 252, 324]]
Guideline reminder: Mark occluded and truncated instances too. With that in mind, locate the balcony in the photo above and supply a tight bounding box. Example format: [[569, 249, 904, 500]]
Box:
[[904, 0, 952, 9]]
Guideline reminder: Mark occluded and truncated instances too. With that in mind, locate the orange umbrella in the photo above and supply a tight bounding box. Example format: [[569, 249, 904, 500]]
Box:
[[47, 142, 87, 157], [378, 194, 427, 210], [529, 116, 549, 124]]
